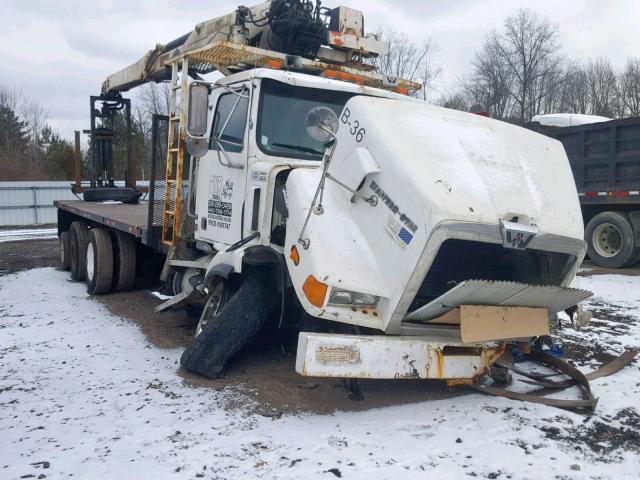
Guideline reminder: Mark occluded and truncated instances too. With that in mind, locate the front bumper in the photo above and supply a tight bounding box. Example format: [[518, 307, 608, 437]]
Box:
[[295, 332, 505, 382]]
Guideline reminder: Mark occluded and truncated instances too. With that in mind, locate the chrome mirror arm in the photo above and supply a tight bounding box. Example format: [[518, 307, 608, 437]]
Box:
[[297, 125, 337, 250]]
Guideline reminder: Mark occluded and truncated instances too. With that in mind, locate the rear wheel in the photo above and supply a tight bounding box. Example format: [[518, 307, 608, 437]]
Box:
[[86, 228, 114, 295], [585, 212, 636, 269], [69, 221, 90, 281], [112, 230, 136, 291], [180, 270, 277, 379], [59, 231, 71, 271]]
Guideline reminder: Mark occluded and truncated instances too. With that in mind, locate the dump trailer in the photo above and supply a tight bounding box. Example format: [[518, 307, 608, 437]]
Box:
[[530, 114, 640, 269], [55, 0, 594, 386]]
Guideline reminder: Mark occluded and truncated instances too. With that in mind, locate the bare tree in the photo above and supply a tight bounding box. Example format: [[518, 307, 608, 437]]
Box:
[[558, 62, 590, 114], [486, 9, 562, 122], [415, 39, 443, 101], [619, 58, 640, 117], [132, 83, 171, 180], [465, 42, 514, 119], [369, 31, 442, 100], [20, 97, 48, 176], [585, 57, 618, 117], [436, 89, 470, 112]]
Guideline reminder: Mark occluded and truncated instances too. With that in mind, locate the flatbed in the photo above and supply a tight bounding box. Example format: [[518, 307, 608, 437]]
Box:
[[55, 200, 163, 252]]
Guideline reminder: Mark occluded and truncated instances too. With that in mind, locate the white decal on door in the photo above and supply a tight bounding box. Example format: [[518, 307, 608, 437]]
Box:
[[208, 175, 233, 230]]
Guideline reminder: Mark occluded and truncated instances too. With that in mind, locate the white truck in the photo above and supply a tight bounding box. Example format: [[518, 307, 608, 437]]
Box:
[[55, 0, 593, 386]]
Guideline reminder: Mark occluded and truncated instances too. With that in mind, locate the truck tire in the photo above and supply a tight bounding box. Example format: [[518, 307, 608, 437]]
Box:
[[112, 230, 136, 291], [86, 228, 114, 295], [585, 212, 636, 269], [627, 247, 640, 267], [83, 187, 142, 204], [59, 231, 71, 271], [69, 221, 90, 281], [180, 270, 277, 379]]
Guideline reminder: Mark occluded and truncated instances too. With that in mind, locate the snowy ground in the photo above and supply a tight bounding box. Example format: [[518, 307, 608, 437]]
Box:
[[0, 228, 57, 243], [1, 268, 639, 479]]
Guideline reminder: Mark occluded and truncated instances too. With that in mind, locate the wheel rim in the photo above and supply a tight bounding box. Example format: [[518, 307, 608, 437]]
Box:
[[593, 223, 623, 258], [86, 242, 95, 281], [195, 282, 227, 338]]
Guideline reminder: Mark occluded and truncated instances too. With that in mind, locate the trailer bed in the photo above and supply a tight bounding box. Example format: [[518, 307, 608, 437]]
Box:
[[54, 200, 161, 249]]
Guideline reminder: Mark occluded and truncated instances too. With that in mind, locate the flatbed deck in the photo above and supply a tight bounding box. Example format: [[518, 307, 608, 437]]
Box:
[[54, 200, 162, 250]]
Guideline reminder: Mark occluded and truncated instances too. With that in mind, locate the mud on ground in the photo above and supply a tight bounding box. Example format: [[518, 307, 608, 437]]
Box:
[[0, 239, 58, 275]]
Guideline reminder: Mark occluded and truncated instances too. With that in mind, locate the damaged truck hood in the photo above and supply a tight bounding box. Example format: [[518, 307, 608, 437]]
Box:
[[329, 96, 584, 240], [285, 96, 585, 333]]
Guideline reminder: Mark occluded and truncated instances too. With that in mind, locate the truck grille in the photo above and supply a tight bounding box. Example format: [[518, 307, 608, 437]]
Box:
[[408, 239, 571, 312]]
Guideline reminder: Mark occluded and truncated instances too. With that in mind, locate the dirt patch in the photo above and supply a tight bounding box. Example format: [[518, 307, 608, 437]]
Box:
[[578, 260, 640, 277], [540, 408, 640, 459], [99, 286, 467, 415], [0, 239, 59, 275]]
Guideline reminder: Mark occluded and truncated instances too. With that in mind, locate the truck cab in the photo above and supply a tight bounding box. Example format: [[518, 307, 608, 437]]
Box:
[[179, 66, 592, 381], [192, 68, 409, 252]]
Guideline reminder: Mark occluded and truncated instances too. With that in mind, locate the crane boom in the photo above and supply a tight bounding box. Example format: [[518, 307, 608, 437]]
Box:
[[102, 1, 390, 94]]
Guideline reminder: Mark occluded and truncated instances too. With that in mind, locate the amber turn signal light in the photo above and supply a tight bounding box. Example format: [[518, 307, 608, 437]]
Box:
[[303, 275, 328, 308], [266, 59, 283, 69], [290, 246, 300, 266]]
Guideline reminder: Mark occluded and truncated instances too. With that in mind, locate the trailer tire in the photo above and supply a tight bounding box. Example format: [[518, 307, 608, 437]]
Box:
[[59, 231, 71, 271], [627, 248, 640, 267], [112, 230, 136, 291], [86, 228, 114, 295], [585, 212, 636, 269], [69, 221, 90, 281], [180, 270, 277, 379], [83, 187, 142, 204]]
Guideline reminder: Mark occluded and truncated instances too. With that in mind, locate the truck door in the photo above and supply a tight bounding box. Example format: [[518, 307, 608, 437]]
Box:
[[195, 83, 250, 246]]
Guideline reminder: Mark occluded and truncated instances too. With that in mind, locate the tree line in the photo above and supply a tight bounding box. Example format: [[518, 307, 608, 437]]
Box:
[[435, 9, 640, 122], [0, 86, 79, 181], [0, 84, 162, 182]]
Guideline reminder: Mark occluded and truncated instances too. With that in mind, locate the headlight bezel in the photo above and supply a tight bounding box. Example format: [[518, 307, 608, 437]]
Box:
[[328, 288, 380, 308]]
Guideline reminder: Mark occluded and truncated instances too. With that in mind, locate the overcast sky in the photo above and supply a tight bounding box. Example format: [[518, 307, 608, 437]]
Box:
[[4, 0, 639, 140]]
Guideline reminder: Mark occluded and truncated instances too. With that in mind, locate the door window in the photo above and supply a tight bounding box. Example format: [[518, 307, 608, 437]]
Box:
[[209, 89, 249, 153]]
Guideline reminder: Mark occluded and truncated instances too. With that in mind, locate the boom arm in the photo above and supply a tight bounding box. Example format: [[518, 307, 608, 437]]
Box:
[[101, 1, 389, 94]]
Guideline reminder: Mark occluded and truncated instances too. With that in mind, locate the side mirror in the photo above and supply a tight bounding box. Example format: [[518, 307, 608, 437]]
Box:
[[305, 106, 339, 144], [187, 83, 209, 137]]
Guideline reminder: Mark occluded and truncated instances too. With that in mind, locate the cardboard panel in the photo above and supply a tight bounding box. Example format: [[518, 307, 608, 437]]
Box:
[[460, 305, 549, 343], [429, 305, 549, 343]]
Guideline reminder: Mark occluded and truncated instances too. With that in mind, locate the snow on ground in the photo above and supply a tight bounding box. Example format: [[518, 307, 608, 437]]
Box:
[[1, 268, 639, 480], [0, 228, 57, 243]]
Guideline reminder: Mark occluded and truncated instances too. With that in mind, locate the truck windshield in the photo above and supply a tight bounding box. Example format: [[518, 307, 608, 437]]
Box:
[[257, 79, 355, 161]]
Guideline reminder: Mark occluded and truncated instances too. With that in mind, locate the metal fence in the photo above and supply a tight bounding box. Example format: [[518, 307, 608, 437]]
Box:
[[0, 181, 149, 226]]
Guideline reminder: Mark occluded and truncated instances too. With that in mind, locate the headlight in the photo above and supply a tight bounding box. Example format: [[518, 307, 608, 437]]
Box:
[[328, 288, 379, 308], [353, 293, 378, 306]]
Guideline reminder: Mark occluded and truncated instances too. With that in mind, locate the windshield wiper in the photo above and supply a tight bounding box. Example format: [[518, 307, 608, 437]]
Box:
[[272, 142, 324, 156]]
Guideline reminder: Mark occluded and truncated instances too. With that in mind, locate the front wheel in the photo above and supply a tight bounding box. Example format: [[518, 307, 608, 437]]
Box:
[[195, 281, 229, 338], [180, 270, 277, 379], [585, 212, 637, 269]]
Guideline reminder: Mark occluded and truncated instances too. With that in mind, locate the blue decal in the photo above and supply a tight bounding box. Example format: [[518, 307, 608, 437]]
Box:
[[399, 227, 413, 245]]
